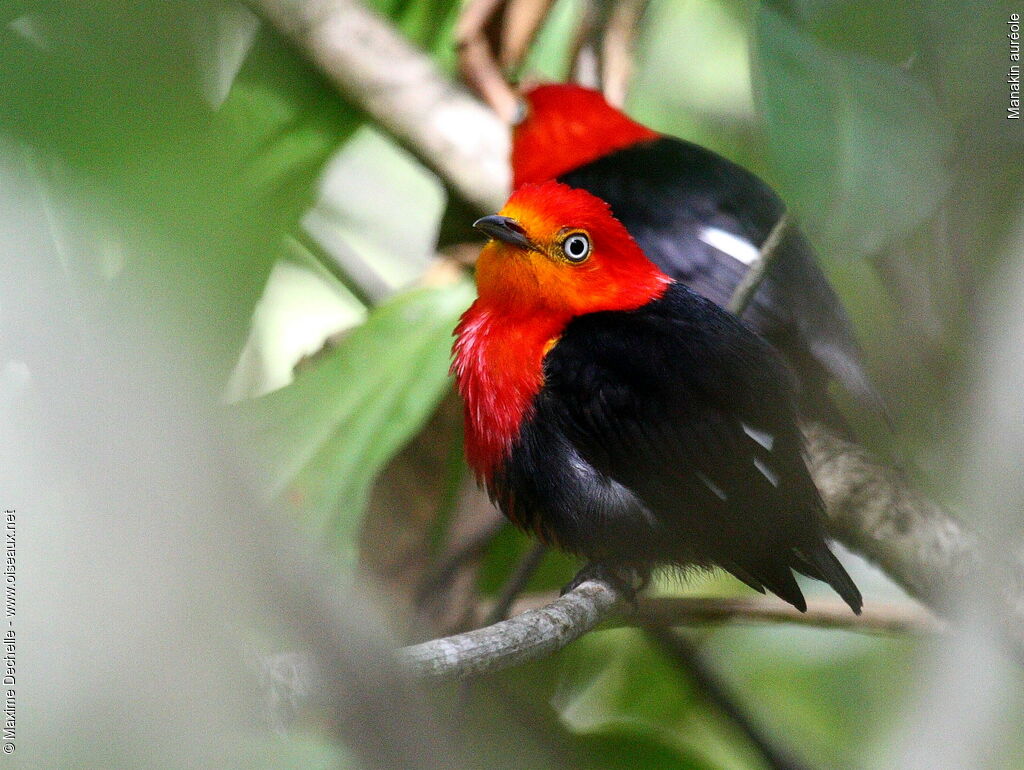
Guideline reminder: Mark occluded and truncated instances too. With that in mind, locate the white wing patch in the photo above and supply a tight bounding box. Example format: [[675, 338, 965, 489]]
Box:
[[695, 471, 728, 501], [742, 423, 775, 451], [698, 226, 760, 266], [752, 457, 780, 487]]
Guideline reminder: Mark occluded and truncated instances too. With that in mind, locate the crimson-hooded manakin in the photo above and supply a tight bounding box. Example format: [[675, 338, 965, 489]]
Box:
[[512, 83, 884, 430], [452, 181, 862, 613]]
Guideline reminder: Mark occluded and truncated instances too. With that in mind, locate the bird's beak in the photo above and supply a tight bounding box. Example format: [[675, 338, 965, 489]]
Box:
[[473, 215, 534, 250]]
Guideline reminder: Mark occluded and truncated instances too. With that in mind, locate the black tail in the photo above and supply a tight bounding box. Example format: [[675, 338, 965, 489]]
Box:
[[791, 541, 863, 615], [720, 540, 861, 615], [722, 558, 808, 613]]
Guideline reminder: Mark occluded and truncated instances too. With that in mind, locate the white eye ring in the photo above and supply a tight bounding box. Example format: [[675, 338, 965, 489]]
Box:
[[562, 233, 591, 262]]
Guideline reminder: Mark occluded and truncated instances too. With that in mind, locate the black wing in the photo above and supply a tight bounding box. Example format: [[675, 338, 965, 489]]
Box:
[[559, 137, 885, 425], [540, 283, 862, 613]]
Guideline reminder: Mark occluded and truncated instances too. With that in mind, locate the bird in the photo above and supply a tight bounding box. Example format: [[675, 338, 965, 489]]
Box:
[[511, 83, 884, 430], [452, 180, 862, 614]]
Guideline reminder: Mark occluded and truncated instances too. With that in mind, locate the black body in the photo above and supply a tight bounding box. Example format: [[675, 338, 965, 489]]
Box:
[[491, 283, 862, 612], [558, 137, 883, 425]]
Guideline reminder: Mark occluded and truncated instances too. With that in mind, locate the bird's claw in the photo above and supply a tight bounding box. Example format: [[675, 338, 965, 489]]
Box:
[[561, 562, 647, 611]]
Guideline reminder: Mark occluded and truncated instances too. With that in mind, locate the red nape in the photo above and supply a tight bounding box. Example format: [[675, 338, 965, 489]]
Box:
[[512, 84, 658, 188]]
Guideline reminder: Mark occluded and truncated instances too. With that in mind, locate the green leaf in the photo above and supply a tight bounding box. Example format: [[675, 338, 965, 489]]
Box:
[[751, 8, 954, 259], [238, 280, 475, 558], [705, 625, 921, 768], [573, 727, 715, 770], [553, 628, 769, 770], [0, 3, 360, 377], [220, 732, 356, 769], [373, 0, 464, 67]]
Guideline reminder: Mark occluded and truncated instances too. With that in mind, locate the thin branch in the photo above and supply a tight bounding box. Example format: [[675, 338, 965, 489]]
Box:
[[400, 579, 623, 680], [568, 0, 605, 89], [399, 586, 941, 681], [499, 0, 558, 71], [600, 0, 649, 107], [644, 626, 812, 770], [481, 542, 548, 626], [728, 212, 791, 316], [414, 508, 505, 607], [263, 588, 940, 716], [633, 594, 944, 635], [456, 0, 520, 121], [255, 0, 509, 213], [489, 592, 943, 635]]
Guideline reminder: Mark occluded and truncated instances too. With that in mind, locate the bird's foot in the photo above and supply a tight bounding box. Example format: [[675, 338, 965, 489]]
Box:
[[561, 561, 648, 610]]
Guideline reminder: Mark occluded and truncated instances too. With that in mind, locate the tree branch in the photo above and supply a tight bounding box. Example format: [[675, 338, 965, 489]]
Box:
[[401, 579, 623, 680], [455, 0, 520, 121], [728, 212, 791, 316], [262, 588, 938, 727], [481, 542, 548, 626], [644, 626, 812, 770], [600, 0, 649, 107], [499, 0, 558, 71], [255, 0, 509, 213], [801, 420, 983, 608], [633, 594, 943, 635], [398, 587, 940, 681]]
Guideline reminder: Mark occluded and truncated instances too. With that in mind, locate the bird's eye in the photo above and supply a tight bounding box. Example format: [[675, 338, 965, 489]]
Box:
[[562, 232, 591, 262]]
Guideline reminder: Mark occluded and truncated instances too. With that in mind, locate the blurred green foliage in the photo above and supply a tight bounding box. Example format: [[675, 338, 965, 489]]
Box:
[[752, 7, 953, 259], [239, 281, 474, 557]]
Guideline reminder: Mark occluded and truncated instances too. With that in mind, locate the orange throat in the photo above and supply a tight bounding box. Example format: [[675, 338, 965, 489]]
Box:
[[452, 302, 568, 479]]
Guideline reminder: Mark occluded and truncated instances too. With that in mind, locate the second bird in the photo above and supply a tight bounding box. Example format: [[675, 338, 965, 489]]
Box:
[[513, 84, 884, 428]]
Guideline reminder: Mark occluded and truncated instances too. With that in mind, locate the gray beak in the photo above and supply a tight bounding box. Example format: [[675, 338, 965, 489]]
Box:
[[473, 215, 533, 250]]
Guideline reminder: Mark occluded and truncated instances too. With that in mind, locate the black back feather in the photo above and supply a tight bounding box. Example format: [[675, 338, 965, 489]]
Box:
[[496, 283, 862, 613], [559, 136, 886, 426]]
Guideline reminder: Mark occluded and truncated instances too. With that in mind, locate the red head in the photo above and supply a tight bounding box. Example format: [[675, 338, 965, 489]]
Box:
[[511, 83, 658, 188], [471, 182, 669, 317], [453, 182, 670, 477]]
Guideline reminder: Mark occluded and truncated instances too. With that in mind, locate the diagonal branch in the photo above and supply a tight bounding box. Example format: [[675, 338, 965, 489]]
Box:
[[401, 579, 622, 680], [455, 0, 520, 121], [599, 0, 649, 107], [644, 626, 812, 770], [481, 542, 548, 626], [255, 0, 509, 213], [801, 420, 983, 607], [728, 212, 790, 316], [398, 586, 942, 681]]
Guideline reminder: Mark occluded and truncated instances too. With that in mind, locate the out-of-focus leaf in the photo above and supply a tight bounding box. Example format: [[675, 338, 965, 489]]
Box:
[[223, 733, 354, 769], [553, 628, 768, 770], [775, 0, 919, 65], [0, 2, 359, 376], [706, 625, 920, 767], [573, 727, 715, 770], [238, 280, 475, 559], [476, 524, 578, 595], [751, 8, 953, 259], [358, 0, 462, 75]]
